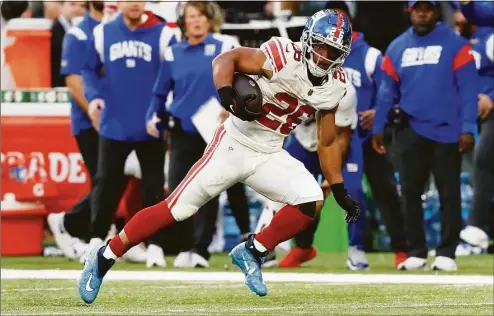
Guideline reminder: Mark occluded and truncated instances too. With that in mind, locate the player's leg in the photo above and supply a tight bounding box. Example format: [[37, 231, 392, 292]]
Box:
[[49, 128, 98, 259], [134, 139, 167, 267], [78, 126, 241, 304], [344, 133, 369, 270], [461, 115, 494, 249], [276, 136, 323, 267], [362, 136, 408, 265], [230, 150, 323, 296]]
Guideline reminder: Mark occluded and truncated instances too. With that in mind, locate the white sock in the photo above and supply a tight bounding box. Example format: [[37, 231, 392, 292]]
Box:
[[103, 245, 118, 260], [253, 239, 268, 252]]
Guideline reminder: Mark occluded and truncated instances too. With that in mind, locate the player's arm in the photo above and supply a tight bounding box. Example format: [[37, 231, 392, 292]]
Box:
[[61, 30, 90, 114], [146, 51, 173, 139], [335, 126, 352, 160], [212, 47, 272, 89], [317, 109, 360, 223], [372, 54, 400, 154], [212, 47, 274, 121]]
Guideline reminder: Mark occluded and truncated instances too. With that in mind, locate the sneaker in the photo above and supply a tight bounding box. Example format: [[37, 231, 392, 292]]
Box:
[[460, 226, 489, 249], [394, 252, 408, 268], [229, 242, 267, 297], [431, 256, 457, 271], [145, 244, 166, 268], [47, 213, 76, 259], [123, 243, 148, 264], [346, 246, 370, 271], [262, 251, 278, 268], [80, 238, 105, 264], [72, 239, 89, 259], [397, 256, 427, 271], [191, 252, 209, 268], [77, 244, 115, 304], [278, 246, 317, 268], [173, 251, 193, 268]]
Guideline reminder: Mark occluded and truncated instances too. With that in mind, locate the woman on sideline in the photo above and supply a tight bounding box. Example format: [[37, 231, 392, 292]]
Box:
[[146, 2, 247, 268]]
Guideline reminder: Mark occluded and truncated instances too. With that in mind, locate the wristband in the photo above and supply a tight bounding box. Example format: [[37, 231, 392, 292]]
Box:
[[330, 182, 346, 199], [217, 86, 235, 106]]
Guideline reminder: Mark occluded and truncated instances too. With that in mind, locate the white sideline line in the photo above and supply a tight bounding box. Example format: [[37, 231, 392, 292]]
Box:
[[1, 269, 493, 285]]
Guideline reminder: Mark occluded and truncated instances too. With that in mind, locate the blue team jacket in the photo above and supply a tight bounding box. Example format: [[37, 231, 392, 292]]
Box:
[[82, 12, 177, 142], [60, 12, 100, 135], [373, 23, 479, 143], [470, 27, 494, 101], [147, 33, 237, 134], [343, 32, 383, 141]]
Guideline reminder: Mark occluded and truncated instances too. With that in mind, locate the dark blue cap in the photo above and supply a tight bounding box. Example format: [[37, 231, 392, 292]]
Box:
[[408, 1, 437, 7]]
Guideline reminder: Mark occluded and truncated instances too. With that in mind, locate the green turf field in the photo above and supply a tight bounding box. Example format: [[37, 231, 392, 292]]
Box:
[[1, 253, 493, 315]]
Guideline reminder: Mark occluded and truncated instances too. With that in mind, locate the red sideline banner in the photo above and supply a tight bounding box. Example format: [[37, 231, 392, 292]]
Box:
[[1, 112, 91, 213]]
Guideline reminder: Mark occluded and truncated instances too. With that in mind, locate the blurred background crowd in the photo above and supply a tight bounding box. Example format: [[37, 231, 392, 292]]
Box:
[[0, 1, 492, 271]]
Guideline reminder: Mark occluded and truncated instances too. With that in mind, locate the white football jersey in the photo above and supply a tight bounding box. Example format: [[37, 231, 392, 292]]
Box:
[[293, 83, 357, 152], [224, 36, 348, 153]]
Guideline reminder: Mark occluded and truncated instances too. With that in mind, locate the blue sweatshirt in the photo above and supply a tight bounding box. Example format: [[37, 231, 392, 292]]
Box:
[[60, 12, 100, 135], [470, 27, 494, 101], [147, 33, 238, 134], [460, 2, 494, 27], [343, 32, 383, 141], [82, 13, 177, 142], [373, 23, 479, 143]]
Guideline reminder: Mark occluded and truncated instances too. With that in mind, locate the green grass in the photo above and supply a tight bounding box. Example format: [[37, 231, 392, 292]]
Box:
[[1, 253, 492, 315], [1, 280, 492, 315], [2, 252, 493, 275]]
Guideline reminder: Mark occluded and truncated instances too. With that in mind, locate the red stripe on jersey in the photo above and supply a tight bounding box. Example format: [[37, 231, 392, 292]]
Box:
[[166, 125, 225, 209], [261, 46, 277, 71], [333, 12, 343, 40], [268, 39, 285, 72], [274, 37, 287, 65], [453, 44, 474, 72], [381, 55, 400, 82]]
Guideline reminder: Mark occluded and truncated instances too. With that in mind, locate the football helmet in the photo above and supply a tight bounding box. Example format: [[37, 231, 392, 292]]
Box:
[[301, 9, 352, 77]]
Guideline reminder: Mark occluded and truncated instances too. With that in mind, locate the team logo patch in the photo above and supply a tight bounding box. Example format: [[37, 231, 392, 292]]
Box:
[[205, 44, 216, 56]]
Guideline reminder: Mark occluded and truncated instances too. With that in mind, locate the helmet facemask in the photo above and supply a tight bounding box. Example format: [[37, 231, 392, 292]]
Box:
[[301, 31, 350, 77]]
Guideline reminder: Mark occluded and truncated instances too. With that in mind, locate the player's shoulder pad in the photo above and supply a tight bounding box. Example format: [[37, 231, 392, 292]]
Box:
[[260, 36, 298, 73], [67, 26, 88, 41]]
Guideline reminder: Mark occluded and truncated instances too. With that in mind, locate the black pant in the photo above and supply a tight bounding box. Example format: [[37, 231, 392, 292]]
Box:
[[395, 127, 462, 259], [362, 137, 407, 253], [63, 128, 99, 241], [167, 128, 250, 260], [468, 112, 494, 233], [90, 136, 166, 243]]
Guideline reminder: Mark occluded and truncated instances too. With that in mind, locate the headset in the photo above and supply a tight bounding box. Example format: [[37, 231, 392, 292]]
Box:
[[176, 1, 217, 35]]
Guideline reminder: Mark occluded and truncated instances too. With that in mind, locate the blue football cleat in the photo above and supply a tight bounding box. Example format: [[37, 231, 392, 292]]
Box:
[[77, 246, 113, 304], [229, 242, 268, 296]]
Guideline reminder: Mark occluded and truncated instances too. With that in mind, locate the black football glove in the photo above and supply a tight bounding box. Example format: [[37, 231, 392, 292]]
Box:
[[217, 86, 259, 122], [330, 183, 361, 223]]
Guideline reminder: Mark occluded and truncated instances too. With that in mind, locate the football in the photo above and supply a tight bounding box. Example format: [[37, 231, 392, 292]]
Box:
[[232, 72, 263, 117]]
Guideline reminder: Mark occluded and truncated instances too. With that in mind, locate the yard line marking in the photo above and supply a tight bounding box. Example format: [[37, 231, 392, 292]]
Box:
[[1, 269, 493, 285]]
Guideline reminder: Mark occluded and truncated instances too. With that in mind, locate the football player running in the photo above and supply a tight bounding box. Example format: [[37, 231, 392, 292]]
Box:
[[78, 9, 360, 303]]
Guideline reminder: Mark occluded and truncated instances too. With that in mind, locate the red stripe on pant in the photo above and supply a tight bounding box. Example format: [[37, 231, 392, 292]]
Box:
[[166, 126, 226, 210]]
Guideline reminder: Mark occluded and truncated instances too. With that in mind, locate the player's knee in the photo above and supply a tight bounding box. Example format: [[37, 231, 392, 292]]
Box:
[[298, 201, 317, 218], [170, 204, 198, 222]]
